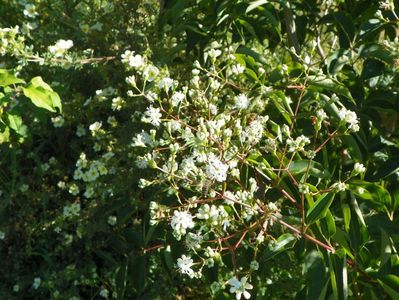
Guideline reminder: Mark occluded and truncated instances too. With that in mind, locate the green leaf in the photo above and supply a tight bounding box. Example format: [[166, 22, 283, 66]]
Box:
[[378, 279, 399, 299], [358, 43, 393, 65], [0, 69, 25, 87], [262, 233, 296, 261], [307, 193, 335, 224], [236, 46, 268, 65], [320, 210, 336, 238], [246, 0, 267, 13], [307, 75, 354, 102], [5, 112, 27, 137], [380, 228, 392, 267], [349, 180, 391, 208], [22, 76, 62, 113], [288, 160, 331, 179], [329, 249, 348, 300], [369, 157, 399, 180], [116, 260, 128, 300]]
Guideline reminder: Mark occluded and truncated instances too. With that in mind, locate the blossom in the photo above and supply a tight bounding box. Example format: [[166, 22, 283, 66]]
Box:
[[338, 107, 359, 132], [171, 210, 195, 239], [208, 49, 221, 60], [89, 121, 102, 134], [108, 216, 117, 226], [353, 162, 366, 175], [48, 39, 73, 57], [171, 91, 185, 107], [228, 276, 253, 300], [23, 4, 38, 18], [234, 94, 249, 110], [32, 277, 41, 289], [206, 154, 229, 182], [158, 77, 175, 92], [121, 50, 145, 69], [142, 106, 162, 127], [287, 135, 311, 152], [99, 288, 109, 298], [0, 230, 5, 240], [143, 65, 159, 82], [177, 255, 195, 277], [51, 116, 64, 128]]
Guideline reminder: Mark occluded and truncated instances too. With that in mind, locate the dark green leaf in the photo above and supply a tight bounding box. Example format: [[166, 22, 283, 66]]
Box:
[[307, 193, 335, 224], [262, 233, 296, 261]]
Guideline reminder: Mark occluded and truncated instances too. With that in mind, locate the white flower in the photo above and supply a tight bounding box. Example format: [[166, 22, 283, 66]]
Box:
[[132, 130, 153, 147], [68, 183, 80, 196], [0, 230, 5, 240], [111, 96, 125, 111], [287, 135, 311, 152], [228, 276, 253, 300], [338, 107, 359, 132], [121, 50, 145, 69], [51, 116, 64, 128], [158, 77, 175, 92], [125, 75, 136, 86], [48, 39, 73, 57], [208, 48, 222, 60], [171, 210, 195, 239], [332, 181, 346, 192], [32, 277, 41, 289], [206, 154, 229, 182], [108, 216, 117, 226], [142, 106, 162, 127], [89, 121, 102, 133], [23, 4, 38, 18], [99, 288, 109, 298], [234, 94, 249, 109], [353, 162, 366, 175], [143, 65, 159, 82], [171, 91, 185, 106], [177, 255, 195, 277], [231, 63, 245, 75]]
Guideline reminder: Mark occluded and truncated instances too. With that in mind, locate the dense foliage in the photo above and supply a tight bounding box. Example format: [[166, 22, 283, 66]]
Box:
[[0, 0, 399, 299]]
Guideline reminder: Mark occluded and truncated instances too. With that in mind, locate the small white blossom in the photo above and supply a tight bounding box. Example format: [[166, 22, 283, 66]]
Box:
[[338, 107, 359, 132], [177, 255, 195, 277], [23, 4, 38, 18], [99, 288, 109, 298], [287, 135, 311, 152], [142, 106, 162, 127], [48, 39, 73, 57], [0, 230, 5, 240], [171, 91, 185, 107], [208, 49, 221, 60], [353, 162, 366, 175], [158, 77, 175, 92], [234, 94, 249, 110], [108, 216, 117, 226], [51, 116, 64, 128], [89, 121, 102, 134], [206, 154, 229, 182], [171, 210, 195, 239], [32, 277, 41, 289], [143, 65, 159, 82], [228, 276, 253, 300]]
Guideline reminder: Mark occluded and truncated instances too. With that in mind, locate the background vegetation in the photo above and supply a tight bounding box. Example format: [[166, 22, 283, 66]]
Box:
[[0, 0, 398, 299]]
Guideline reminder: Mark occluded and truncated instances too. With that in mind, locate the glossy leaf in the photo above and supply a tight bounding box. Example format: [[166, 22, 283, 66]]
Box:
[[262, 233, 296, 261], [307, 193, 335, 225], [0, 69, 25, 87]]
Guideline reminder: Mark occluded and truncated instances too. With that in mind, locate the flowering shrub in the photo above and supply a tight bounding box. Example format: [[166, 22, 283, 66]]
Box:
[[1, 0, 399, 299]]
